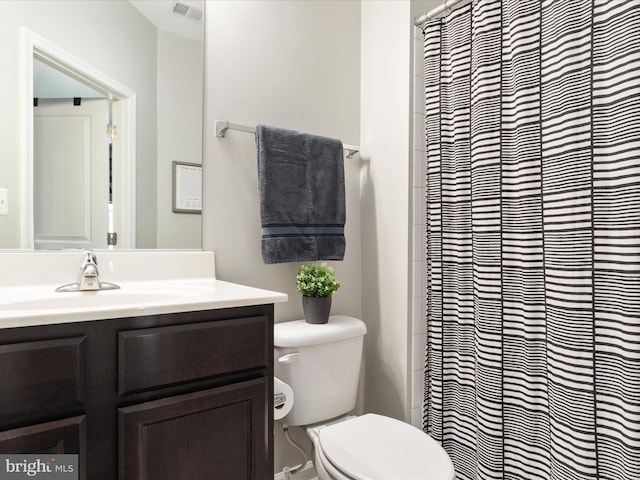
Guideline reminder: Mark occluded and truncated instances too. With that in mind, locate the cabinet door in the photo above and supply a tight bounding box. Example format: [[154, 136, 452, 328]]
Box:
[[0, 416, 86, 477], [119, 378, 267, 480]]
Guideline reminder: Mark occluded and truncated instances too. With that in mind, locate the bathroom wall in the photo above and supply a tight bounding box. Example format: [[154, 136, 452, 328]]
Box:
[[360, 0, 414, 423], [201, 0, 361, 472], [156, 29, 203, 249], [359, 0, 438, 428], [202, 1, 361, 322]]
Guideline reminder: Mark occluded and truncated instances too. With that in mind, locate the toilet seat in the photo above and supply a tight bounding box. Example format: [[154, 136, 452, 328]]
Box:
[[317, 414, 455, 480]]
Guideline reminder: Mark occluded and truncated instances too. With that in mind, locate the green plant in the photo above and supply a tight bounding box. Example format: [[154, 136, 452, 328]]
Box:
[[296, 263, 340, 297]]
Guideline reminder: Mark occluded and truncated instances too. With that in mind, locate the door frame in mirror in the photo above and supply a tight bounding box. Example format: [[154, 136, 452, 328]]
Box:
[[21, 27, 137, 249]]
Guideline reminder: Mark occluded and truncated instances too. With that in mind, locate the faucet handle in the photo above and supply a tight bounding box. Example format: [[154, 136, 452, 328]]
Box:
[[83, 249, 98, 265]]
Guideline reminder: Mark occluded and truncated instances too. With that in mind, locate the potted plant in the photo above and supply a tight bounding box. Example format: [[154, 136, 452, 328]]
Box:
[[296, 263, 340, 324]]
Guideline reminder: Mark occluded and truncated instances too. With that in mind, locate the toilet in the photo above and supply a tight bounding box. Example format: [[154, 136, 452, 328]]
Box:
[[274, 315, 455, 480]]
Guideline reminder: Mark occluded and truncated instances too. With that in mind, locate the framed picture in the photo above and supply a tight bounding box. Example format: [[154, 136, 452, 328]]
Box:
[[172, 161, 202, 213]]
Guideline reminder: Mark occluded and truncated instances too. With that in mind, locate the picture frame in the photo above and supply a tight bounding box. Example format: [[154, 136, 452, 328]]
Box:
[[172, 161, 202, 214]]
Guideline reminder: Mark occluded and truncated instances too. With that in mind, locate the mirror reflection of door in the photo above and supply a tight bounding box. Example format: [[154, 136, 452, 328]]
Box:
[[33, 98, 110, 249]]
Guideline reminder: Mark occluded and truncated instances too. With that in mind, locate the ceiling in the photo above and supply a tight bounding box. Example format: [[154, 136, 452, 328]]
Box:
[[129, 0, 204, 42]]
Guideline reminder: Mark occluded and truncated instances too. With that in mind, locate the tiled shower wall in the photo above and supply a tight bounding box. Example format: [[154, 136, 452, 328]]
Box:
[[410, 25, 426, 429]]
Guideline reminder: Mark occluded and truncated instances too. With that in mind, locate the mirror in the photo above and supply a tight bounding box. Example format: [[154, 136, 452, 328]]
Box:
[[0, 0, 203, 250]]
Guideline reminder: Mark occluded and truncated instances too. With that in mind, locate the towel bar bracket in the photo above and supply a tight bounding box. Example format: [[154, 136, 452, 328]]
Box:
[[215, 120, 255, 138], [215, 120, 229, 137], [344, 149, 357, 159]]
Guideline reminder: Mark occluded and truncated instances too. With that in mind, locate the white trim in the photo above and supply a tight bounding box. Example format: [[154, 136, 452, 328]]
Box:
[[20, 28, 35, 249], [21, 27, 137, 248], [111, 96, 137, 248]]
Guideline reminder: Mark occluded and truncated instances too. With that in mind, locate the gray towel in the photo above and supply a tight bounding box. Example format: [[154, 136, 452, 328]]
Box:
[[256, 124, 346, 264]]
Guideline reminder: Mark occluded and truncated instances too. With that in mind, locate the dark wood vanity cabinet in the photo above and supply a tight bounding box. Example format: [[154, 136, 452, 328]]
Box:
[[119, 379, 266, 480], [0, 304, 274, 480]]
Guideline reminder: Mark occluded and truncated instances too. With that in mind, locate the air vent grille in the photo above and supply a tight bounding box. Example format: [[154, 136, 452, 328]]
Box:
[[169, 1, 203, 24]]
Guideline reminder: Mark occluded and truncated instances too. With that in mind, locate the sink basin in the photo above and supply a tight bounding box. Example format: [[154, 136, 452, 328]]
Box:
[[0, 281, 216, 313], [1, 291, 180, 311]]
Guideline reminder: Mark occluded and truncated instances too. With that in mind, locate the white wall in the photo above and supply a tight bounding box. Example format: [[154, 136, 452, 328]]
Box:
[[202, 0, 361, 319], [156, 29, 203, 249], [360, 0, 414, 422], [202, 0, 361, 471], [0, 1, 158, 248]]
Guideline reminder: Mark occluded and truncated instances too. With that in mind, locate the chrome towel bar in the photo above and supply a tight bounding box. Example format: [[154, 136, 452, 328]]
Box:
[[215, 120, 360, 158]]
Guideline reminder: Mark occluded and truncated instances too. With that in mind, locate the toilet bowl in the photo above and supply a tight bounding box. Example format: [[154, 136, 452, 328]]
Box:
[[274, 316, 455, 480], [307, 414, 455, 480]]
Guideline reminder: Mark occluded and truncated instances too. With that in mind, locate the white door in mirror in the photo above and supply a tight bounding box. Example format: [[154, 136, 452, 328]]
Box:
[[34, 99, 109, 249], [0, 188, 7, 215]]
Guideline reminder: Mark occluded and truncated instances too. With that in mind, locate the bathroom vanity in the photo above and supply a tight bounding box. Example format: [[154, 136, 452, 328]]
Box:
[[0, 251, 287, 480]]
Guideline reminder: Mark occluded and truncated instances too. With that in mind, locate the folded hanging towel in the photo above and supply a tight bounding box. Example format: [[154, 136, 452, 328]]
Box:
[[256, 124, 346, 264]]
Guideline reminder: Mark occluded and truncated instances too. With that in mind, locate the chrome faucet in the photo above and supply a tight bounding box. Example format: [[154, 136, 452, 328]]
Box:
[[56, 250, 120, 292], [78, 250, 100, 290]]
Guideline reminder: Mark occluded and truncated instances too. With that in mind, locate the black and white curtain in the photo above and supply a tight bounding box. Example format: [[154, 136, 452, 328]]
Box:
[[422, 1, 639, 479]]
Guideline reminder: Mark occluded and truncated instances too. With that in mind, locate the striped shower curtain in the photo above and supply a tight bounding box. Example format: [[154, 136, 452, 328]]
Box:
[[422, 1, 639, 479]]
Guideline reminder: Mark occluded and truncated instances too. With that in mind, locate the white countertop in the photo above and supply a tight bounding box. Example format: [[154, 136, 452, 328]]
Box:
[[0, 278, 287, 329], [0, 250, 288, 329]]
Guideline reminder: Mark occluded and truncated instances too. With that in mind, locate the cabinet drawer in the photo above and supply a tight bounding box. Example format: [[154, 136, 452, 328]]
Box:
[[0, 337, 86, 419], [118, 316, 268, 395]]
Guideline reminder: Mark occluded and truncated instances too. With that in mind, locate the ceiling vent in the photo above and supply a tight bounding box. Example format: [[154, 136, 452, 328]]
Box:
[[169, 1, 203, 24]]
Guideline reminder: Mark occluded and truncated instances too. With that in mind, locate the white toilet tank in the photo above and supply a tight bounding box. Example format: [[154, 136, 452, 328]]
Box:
[[274, 315, 367, 426]]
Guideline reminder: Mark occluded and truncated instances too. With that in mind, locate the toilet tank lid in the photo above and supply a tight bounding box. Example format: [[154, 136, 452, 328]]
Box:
[[274, 315, 367, 347]]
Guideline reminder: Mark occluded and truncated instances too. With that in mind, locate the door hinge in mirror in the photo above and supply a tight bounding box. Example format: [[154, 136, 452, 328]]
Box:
[[107, 232, 118, 246], [107, 124, 118, 139]]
